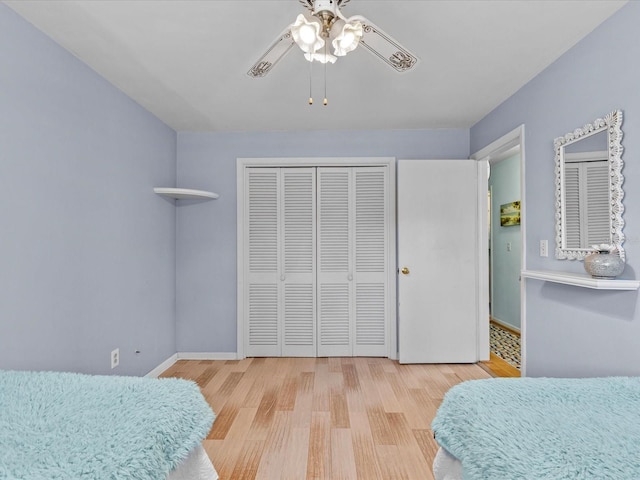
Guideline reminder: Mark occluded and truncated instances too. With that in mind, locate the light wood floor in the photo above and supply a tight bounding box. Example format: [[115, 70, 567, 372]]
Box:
[[481, 353, 520, 378], [160, 357, 490, 480]]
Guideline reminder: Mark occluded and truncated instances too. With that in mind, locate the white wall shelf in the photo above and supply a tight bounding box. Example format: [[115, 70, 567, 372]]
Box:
[[153, 187, 219, 200], [522, 269, 640, 290]]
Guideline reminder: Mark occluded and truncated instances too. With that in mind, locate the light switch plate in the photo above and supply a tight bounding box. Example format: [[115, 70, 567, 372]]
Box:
[[540, 240, 548, 257]]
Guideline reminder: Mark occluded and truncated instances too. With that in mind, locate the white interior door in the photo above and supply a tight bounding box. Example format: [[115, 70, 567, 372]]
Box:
[[398, 159, 478, 363]]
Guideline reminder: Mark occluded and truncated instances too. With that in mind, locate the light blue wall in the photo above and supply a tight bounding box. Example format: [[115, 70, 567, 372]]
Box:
[[0, 4, 177, 376], [490, 155, 521, 330], [176, 130, 470, 352], [471, 2, 640, 377]]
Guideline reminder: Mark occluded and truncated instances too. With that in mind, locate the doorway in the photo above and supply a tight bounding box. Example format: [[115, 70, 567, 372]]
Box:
[[471, 126, 526, 377], [488, 149, 522, 376]]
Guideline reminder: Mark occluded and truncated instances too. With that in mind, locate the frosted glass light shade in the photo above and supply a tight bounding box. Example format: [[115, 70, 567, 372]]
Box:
[[291, 14, 324, 54], [331, 18, 363, 56], [304, 52, 337, 64]]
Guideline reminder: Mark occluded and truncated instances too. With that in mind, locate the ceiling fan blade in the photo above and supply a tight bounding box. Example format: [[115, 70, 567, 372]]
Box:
[[247, 28, 295, 78], [350, 15, 419, 73]]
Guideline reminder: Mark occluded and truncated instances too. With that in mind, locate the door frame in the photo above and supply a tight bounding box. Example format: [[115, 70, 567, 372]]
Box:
[[470, 125, 527, 374], [236, 157, 397, 360]]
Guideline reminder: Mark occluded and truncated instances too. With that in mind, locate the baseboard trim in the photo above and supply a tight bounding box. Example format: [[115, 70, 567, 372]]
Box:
[[145, 352, 239, 377], [145, 353, 178, 378], [490, 317, 521, 335], [177, 352, 238, 361]]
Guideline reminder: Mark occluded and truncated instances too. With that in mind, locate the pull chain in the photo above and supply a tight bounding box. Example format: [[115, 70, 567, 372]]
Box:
[[323, 42, 328, 106], [308, 53, 313, 105]]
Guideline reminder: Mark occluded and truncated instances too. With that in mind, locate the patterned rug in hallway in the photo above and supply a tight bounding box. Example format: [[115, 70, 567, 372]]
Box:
[[490, 323, 521, 370]]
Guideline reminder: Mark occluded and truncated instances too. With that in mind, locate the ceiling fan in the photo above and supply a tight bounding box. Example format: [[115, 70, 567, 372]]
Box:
[[247, 0, 419, 78]]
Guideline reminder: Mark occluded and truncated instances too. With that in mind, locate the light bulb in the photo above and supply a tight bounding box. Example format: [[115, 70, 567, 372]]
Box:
[[291, 14, 324, 54], [331, 19, 363, 56], [299, 24, 317, 45]]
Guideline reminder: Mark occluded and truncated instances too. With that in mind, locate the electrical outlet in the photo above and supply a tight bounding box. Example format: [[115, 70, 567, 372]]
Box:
[[540, 240, 548, 257], [506, 242, 512, 252], [111, 348, 120, 369]]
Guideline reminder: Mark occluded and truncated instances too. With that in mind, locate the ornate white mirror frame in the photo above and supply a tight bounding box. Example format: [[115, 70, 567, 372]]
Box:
[[554, 109, 625, 261]]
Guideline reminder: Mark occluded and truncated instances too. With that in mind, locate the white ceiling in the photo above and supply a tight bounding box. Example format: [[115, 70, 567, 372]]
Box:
[[5, 0, 627, 132]]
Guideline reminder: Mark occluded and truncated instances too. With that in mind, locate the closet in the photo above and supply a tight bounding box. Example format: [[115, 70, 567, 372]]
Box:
[[238, 160, 393, 358]]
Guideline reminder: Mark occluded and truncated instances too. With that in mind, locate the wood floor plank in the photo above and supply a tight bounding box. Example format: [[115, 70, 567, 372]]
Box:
[[228, 440, 265, 480], [292, 390, 313, 428], [306, 411, 331, 480], [205, 408, 258, 479], [330, 428, 358, 480], [163, 357, 489, 480], [386, 412, 415, 446], [342, 363, 360, 391], [275, 375, 298, 411], [330, 391, 350, 428], [366, 405, 396, 446], [350, 412, 384, 480], [281, 427, 311, 479], [375, 445, 410, 480], [208, 403, 240, 440], [247, 386, 279, 441], [195, 366, 220, 389], [254, 411, 292, 479]]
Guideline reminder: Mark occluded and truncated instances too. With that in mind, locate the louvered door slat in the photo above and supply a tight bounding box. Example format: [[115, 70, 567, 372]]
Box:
[[249, 284, 278, 345], [356, 284, 385, 346], [319, 171, 350, 272], [319, 284, 351, 346], [284, 284, 314, 344]]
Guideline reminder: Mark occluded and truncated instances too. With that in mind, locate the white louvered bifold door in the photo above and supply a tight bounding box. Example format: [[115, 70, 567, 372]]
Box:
[[353, 168, 388, 356], [317, 167, 388, 357], [244, 167, 316, 357], [317, 168, 353, 356], [281, 168, 316, 356], [245, 168, 281, 356]]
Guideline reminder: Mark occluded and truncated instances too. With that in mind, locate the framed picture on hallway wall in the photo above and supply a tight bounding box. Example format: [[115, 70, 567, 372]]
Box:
[[500, 201, 521, 226]]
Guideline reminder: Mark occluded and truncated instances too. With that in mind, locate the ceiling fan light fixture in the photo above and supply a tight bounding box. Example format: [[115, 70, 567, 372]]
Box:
[[331, 18, 363, 56], [291, 13, 324, 54]]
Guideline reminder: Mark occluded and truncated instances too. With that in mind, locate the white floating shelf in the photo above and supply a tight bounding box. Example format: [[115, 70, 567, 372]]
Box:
[[522, 269, 640, 290], [154, 187, 219, 200]]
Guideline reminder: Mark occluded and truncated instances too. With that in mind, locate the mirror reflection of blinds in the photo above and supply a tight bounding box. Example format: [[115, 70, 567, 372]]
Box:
[[564, 160, 610, 248]]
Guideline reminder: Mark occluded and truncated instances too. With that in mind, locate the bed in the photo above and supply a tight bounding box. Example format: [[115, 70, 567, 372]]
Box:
[[431, 376, 640, 480], [0, 370, 217, 480]]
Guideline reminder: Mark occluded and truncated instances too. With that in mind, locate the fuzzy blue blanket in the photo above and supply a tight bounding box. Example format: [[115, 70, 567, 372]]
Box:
[[0, 370, 215, 480], [432, 377, 640, 480]]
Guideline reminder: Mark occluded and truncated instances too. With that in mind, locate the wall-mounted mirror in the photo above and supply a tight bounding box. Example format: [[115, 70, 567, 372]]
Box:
[[554, 110, 625, 261]]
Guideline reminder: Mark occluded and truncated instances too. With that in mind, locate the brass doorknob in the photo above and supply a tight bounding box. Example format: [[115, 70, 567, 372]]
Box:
[[401, 267, 410, 275]]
